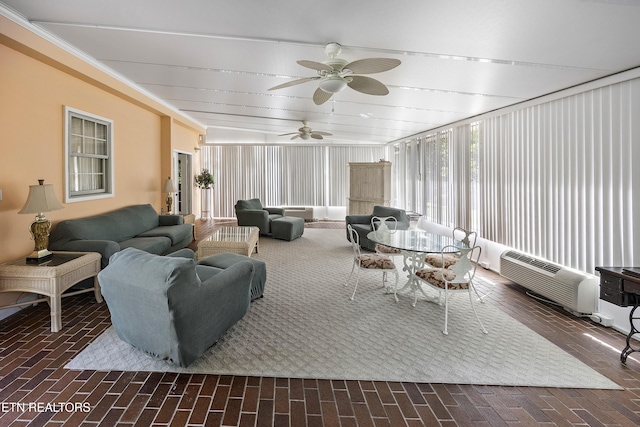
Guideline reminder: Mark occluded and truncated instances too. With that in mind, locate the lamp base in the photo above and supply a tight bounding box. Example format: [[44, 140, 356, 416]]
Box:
[[26, 249, 53, 264]]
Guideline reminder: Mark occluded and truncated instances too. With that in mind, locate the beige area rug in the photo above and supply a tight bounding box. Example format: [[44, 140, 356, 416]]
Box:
[[66, 229, 620, 389]]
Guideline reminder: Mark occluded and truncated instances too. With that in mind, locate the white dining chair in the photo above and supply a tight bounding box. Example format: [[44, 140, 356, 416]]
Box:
[[345, 224, 399, 301], [371, 216, 404, 284], [415, 244, 488, 335], [424, 227, 477, 269]]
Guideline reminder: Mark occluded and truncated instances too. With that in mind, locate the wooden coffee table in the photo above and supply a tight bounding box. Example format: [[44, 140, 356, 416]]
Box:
[[197, 226, 259, 259], [0, 252, 102, 332]]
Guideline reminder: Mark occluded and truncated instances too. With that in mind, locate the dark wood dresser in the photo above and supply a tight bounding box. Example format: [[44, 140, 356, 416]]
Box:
[[595, 266, 640, 363]]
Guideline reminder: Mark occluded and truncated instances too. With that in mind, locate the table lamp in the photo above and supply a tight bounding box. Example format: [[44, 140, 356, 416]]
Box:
[[18, 179, 64, 262], [165, 177, 176, 214]]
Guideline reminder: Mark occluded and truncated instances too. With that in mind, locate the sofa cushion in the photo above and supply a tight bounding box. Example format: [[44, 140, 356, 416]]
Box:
[[119, 236, 171, 255], [137, 224, 192, 245]]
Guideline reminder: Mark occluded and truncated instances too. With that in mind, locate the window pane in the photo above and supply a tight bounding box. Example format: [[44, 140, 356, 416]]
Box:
[[66, 108, 112, 199], [70, 135, 82, 154], [71, 116, 82, 135], [83, 120, 95, 138]]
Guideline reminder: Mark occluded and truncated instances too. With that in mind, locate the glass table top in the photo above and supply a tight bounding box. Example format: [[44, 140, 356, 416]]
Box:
[[367, 229, 466, 253], [8, 253, 84, 267], [205, 226, 258, 242]]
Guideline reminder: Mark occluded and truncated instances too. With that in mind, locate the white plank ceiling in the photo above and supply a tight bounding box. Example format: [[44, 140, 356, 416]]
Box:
[[2, 0, 640, 145]]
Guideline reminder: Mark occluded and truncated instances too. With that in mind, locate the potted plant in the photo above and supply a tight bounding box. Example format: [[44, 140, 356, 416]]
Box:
[[195, 169, 214, 218], [195, 169, 214, 189]]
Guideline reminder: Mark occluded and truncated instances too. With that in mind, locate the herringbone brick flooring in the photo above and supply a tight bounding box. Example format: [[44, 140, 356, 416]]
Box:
[[0, 219, 639, 426]]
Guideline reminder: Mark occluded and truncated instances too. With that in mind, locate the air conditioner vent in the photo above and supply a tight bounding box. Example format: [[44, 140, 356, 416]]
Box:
[[503, 250, 561, 274], [500, 250, 597, 314]]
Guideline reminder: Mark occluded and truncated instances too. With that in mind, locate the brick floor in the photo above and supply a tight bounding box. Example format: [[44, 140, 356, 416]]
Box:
[[0, 219, 639, 426]]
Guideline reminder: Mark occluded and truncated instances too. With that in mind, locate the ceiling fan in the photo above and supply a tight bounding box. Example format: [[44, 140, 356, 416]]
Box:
[[279, 121, 332, 140], [268, 42, 401, 105]]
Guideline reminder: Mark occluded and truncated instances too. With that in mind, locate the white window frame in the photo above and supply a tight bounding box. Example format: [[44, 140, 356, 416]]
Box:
[[64, 106, 115, 202]]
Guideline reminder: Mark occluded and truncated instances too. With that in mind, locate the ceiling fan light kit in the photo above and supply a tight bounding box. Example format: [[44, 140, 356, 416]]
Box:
[[318, 76, 348, 93], [269, 42, 401, 105]]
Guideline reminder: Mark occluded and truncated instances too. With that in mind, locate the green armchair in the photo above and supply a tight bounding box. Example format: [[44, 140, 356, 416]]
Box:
[[234, 198, 285, 235], [98, 248, 254, 367]]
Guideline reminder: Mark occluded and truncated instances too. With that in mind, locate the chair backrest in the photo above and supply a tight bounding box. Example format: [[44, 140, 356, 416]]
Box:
[[452, 227, 478, 248], [347, 224, 363, 259], [371, 215, 398, 232], [371, 206, 410, 227], [235, 198, 264, 212], [442, 244, 482, 283]]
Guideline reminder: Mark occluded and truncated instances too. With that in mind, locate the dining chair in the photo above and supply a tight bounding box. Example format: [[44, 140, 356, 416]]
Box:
[[345, 224, 399, 301], [415, 244, 488, 335], [371, 216, 404, 285], [424, 227, 477, 269]]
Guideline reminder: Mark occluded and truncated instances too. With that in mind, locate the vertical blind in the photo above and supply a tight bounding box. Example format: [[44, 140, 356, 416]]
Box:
[[200, 144, 386, 217], [393, 78, 640, 274]]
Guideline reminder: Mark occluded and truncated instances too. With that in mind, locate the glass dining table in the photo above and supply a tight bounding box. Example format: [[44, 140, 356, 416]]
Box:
[[367, 229, 467, 306]]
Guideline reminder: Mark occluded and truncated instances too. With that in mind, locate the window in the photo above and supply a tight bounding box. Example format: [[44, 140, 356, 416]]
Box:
[[64, 107, 114, 202]]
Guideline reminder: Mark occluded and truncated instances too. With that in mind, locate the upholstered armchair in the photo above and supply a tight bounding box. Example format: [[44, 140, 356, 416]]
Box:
[[235, 198, 285, 235], [98, 247, 254, 367], [345, 205, 410, 251]]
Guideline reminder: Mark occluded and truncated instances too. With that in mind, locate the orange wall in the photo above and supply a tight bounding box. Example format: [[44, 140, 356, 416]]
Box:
[[0, 16, 204, 309]]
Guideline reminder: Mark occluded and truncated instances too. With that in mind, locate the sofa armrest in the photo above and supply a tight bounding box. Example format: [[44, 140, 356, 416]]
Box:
[[166, 248, 196, 260], [52, 240, 120, 268], [159, 215, 184, 226], [236, 209, 270, 232], [345, 214, 372, 225], [265, 207, 285, 216], [169, 261, 254, 365]]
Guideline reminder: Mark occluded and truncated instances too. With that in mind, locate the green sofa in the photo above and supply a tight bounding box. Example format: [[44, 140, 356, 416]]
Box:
[[49, 204, 193, 268], [98, 248, 253, 367]]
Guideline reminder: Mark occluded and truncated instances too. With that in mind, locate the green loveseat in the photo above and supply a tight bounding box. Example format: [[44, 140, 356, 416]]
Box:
[[345, 205, 411, 251], [49, 204, 193, 268], [98, 248, 253, 367]]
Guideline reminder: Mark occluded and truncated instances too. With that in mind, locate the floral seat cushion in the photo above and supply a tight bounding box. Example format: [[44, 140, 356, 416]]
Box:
[[375, 243, 401, 254], [424, 253, 459, 269], [415, 268, 468, 290], [357, 253, 396, 270]]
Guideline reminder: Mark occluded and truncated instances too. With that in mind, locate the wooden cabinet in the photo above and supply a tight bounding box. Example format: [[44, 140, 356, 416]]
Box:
[[595, 267, 640, 307], [347, 161, 391, 215], [595, 266, 640, 363]]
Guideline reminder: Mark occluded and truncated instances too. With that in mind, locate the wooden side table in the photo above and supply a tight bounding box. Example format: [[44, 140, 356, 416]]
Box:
[[0, 252, 102, 332]]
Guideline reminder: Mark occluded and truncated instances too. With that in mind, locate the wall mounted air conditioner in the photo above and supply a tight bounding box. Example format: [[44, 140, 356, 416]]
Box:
[[499, 250, 598, 314]]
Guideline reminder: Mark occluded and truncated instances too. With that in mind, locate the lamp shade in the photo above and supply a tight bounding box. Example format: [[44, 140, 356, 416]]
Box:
[[18, 180, 64, 214], [164, 177, 177, 193]]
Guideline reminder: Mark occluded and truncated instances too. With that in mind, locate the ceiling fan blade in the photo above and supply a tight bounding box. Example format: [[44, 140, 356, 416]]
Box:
[[313, 88, 333, 105], [347, 75, 390, 96], [312, 131, 332, 136], [278, 132, 298, 136], [311, 134, 324, 140], [297, 60, 333, 72], [290, 134, 300, 140], [268, 77, 319, 91], [344, 58, 401, 74]]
